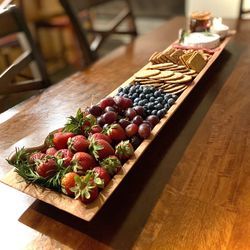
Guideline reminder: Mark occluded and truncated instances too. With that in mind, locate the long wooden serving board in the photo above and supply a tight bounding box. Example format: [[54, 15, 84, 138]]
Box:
[[0, 35, 232, 221]]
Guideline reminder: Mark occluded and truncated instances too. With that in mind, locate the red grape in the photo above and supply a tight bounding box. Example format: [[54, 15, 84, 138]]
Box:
[[125, 123, 138, 137], [146, 115, 159, 127], [119, 118, 131, 129], [99, 97, 115, 109], [132, 115, 143, 125], [88, 105, 103, 117], [102, 111, 117, 124], [125, 108, 137, 120], [134, 106, 145, 117], [138, 123, 151, 139]]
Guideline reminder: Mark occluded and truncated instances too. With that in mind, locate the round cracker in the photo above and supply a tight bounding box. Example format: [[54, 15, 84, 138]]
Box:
[[149, 70, 174, 79], [164, 72, 184, 80], [147, 62, 174, 69], [134, 69, 160, 78], [166, 75, 192, 84]]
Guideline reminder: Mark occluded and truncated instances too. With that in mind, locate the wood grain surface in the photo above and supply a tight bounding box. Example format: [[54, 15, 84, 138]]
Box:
[[0, 17, 249, 249]]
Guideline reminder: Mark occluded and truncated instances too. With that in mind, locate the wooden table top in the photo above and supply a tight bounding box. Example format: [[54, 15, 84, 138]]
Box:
[[0, 16, 250, 250]]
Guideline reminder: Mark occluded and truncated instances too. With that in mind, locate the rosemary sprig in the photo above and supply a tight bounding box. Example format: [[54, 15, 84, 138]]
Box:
[[7, 148, 72, 192], [63, 108, 85, 134]]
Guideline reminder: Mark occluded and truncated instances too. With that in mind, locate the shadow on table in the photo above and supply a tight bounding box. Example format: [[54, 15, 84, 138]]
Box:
[[18, 44, 242, 250]]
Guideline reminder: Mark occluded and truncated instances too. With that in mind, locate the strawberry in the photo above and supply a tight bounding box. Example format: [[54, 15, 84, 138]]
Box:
[[71, 152, 96, 175], [36, 158, 57, 178], [89, 132, 112, 144], [29, 152, 46, 164], [115, 140, 134, 161], [53, 132, 75, 150], [68, 135, 89, 152], [46, 147, 57, 156], [72, 175, 99, 204], [55, 149, 74, 167], [61, 172, 79, 196], [106, 123, 126, 142], [89, 139, 115, 160], [100, 155, 122, 176], [92, 166, 111, 187], [89, 124, 102, 134]]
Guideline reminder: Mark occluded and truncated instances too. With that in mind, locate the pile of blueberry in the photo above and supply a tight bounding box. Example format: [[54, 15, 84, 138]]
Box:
[[117, 84, 178, 118]]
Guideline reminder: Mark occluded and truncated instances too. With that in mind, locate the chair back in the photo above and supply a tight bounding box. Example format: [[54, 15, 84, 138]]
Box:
[[59, 0, 137, 67], [0, 4, 50, 95]]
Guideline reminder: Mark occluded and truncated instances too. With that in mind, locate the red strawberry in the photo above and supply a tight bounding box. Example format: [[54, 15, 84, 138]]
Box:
[[106, 123, 126, 141], [29, 152, 46, 164], [61, 172, 79, 196], [93, 166, 111, 187], [89, 139, 115, 160], [90, 124, 102, 134], [68, 135, 89, 152], [115, 140, 134, 161], [89, 132, 112, 144], [100, 155, 122, 176], [36, 158, 57, 178], [71, 152, 96, 175], [53, 132, 75, 150], [55, 149, 74, 167], [72, 175, 99, 204], [46, 147, 57, 156]]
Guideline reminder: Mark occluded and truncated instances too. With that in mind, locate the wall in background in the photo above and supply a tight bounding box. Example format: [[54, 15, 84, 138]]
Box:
[[186, 0, 250, 18]]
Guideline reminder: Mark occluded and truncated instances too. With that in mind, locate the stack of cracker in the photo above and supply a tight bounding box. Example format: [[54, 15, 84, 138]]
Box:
[[132, 67, 193, 95], [149, 47, 209, 73]]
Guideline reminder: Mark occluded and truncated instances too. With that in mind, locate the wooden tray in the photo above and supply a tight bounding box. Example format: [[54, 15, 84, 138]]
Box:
[[0, 35, 232, 221]]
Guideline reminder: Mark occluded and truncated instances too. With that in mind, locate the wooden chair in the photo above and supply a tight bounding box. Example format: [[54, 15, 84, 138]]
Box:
[[239, 0, 250, 19], [0, 4, 50, 95], [59, 0, 138, 67]]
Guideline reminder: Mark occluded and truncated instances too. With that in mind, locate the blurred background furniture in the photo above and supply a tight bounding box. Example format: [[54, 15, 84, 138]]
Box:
[[59, 0, 138, 67], [0, 4, 50, 111], [239, 0, 250, 18]]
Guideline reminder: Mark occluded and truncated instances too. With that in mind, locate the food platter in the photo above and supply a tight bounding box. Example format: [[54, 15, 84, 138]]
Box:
[[0, 35, 232, 221]]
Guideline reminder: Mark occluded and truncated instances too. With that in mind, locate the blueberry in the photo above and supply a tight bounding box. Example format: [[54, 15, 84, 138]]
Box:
[[152, 109, 157, 115], [139, 93, 145, 99], [171, 94, 178, 100], [138, 100, 144, 106], [168, 98, 175, 105], [154, 90, 161, 97], [132, 92, 138, 98], [134, 97, 140, 103], [147, 102, 154, 109], [123, 87, 129, 94], [123, 94, 129, 98], [155, 103, 163, 110], [149, 96, 155, 102], [164, 103, 170, 109], [156, 110, 164, 118], [164, 94, 171, 100], [156, 96, 164, 103]]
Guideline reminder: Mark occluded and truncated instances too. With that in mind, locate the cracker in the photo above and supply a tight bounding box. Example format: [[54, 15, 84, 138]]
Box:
[[165, 75, 192, 84], [164, 72, 184, 80], [134, 69, 160, 78], [186, 52, 207, 73], [163, 85, 187, 93], [149, 70, 174, 79], [149, 52, 159, 62], [183, 69, 196, 75], [170, 49, 185, 64], [147, 62, 174, 70], [169, 86, 188, 94]]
